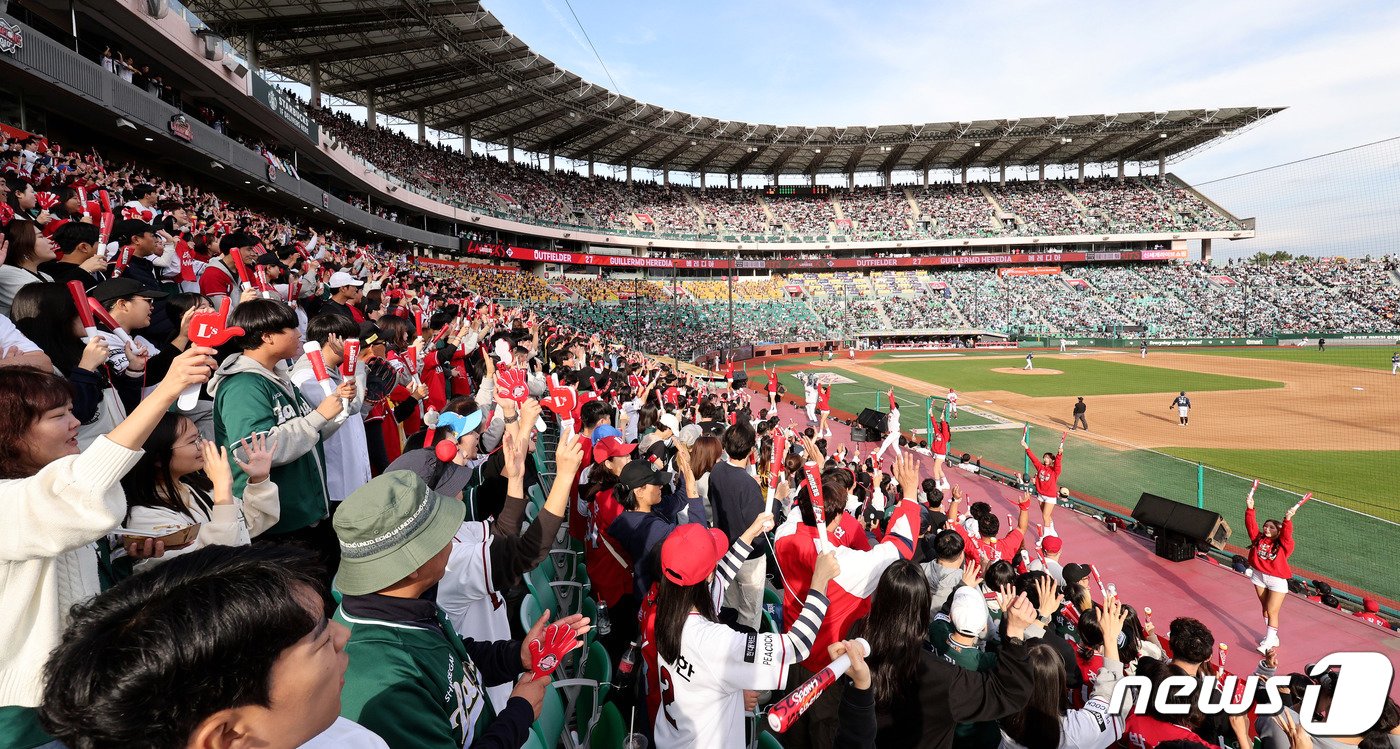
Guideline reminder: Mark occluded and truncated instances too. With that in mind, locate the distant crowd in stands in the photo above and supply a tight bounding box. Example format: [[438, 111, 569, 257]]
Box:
[[296, 103, 1245, 242]]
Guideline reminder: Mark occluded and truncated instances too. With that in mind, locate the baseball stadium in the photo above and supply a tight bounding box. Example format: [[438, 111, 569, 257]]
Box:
[[1, 0, 1397, 747]]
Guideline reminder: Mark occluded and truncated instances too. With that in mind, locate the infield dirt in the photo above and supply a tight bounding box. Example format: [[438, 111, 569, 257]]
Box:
[[829, 352, 1400, 452]]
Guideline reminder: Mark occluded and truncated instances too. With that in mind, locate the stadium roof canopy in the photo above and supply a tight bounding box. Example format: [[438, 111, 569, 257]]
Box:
[[196, 0, 1284, 177]]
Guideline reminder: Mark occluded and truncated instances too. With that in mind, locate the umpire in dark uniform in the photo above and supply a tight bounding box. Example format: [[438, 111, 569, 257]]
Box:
[[1071, 397, 1088, 430]]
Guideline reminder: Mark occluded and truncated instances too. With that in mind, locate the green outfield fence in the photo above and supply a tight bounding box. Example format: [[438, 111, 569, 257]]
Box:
[[923, 395, 1400, 608]]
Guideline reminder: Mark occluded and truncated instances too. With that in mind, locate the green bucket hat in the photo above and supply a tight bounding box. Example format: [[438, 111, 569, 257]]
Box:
[[332, 470, 464, 596]]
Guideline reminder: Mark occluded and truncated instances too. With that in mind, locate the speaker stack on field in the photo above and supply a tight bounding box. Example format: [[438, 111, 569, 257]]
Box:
[[730, 371, 748, 390], [1132, 493, 1231, 562], [852, 408, 887, 443]]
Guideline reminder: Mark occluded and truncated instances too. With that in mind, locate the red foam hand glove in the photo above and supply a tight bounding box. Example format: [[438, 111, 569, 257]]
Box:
[[528, 623, 578, 680], [495, 367, 529, 404], [188, 298, 244, 346], [543, 385, 577, 418], [35, 192, 59, 210]]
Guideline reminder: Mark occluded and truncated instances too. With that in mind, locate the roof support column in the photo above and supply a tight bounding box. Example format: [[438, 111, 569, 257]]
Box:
[[960, 166, 968, 185], [1201, 238, 1213, 264], [507, 136, 515, 163], [1117, 157, 1125, 182], [309, 62, 321, 108], [548, 149, 555, 172], [365, 90, 376, 130], [921, 168, 928, 186], [883, 169, 892, 187], [244, 29, 259, 74], [847, 171, 854, 188], [663, 169, 669, 185], [1158, 152, 1166, 178], [588, 159, 595, 178], [1039, 162, 1046, 181], [999, 163, 1006, 185], [700, 172, 706, 188], [416, 108, 426, 145], [808, 172, 815, 187], [1077, 158, 1085, 184], [462, 121, 472, 152], [773, 172, 779, 186], [626, 163, 632, 184]]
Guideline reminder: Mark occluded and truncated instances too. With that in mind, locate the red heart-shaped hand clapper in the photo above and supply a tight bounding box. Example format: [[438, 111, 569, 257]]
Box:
[[543, 385, 577, 418], [496, 367, 529, 404], [529, 622, 579, 680], [189, 298, 244, 347]]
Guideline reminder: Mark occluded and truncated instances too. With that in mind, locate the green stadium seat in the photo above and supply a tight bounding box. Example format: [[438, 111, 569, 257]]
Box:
[[552, 640, 613, 745], [532, 684, 566, 749], [520, 728, 547, 749], [757, 730, 784, 749], [587, 703, 627, 749], [520, 593, 546, 634]]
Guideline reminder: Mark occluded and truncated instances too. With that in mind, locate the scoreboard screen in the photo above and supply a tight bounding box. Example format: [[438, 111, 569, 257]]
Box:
[[763, 185, 831, 198]]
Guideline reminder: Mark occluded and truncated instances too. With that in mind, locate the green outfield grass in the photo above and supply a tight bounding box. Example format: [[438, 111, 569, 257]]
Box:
[[874, 357, 1283, 397], [1174, 345, 1400, 372], [1158, 447, 1400, 522]]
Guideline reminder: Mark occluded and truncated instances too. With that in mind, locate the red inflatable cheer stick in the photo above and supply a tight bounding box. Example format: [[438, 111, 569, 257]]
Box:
[[528, 622, 580, 680], [765, 430, 787, 516], [302, 341, 336, 398], [804, 460, 829, 551], [768, 638, 870, 733], [68, 281, 98, 340], [87, 297, 135, 347], [227, 248, 254, 291], [181, 298, 243, 409]]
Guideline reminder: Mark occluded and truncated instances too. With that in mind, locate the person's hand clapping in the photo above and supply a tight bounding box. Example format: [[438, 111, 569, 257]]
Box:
[[201, 440, 235, 505], [1002, 592, 1037, 640], [1034, 574, 1063, 619]]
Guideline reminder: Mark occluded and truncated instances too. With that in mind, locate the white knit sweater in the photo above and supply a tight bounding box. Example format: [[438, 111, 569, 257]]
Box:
[[0, 436, 142, 709]]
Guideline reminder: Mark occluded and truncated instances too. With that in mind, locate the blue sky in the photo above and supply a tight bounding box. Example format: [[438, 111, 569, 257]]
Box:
[[476, 0, 1400, 257]]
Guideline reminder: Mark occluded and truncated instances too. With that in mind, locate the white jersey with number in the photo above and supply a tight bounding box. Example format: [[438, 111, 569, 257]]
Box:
[[437, 521, 513, 711], [655, 615, 806, 749]]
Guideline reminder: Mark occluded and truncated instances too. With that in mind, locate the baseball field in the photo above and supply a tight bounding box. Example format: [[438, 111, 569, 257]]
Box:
[[770, 345, 1400, 602]]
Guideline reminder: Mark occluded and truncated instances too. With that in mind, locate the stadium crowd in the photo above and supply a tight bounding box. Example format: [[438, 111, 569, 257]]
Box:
[[295, 103, 1250, 242], [4, 121, 1400, 749]]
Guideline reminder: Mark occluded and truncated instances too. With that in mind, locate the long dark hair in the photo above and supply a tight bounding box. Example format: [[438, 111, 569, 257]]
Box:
[[0, 367, 75, 479], [1001, 642, 1070, 749], [120, 413, 213, 522], [11, 282, 86, 374], [849, 559, 929, 704], [654, 575, 716, 664]]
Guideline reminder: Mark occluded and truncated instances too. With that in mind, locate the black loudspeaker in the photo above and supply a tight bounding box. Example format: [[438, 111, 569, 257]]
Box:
[[1155, 532, 1197, 562], [856, 408, 887, 432], [850, 425, 872, 442], [731, 372, 748, 390], [1133, 493, 1231, 551]]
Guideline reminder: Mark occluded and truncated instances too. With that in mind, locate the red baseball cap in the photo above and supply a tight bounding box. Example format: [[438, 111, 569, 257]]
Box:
[[592, 435, 636, 463], [661, 524, 729, 586], [1364, 598, 1380, 613], [1040, 536, 1063, 554]]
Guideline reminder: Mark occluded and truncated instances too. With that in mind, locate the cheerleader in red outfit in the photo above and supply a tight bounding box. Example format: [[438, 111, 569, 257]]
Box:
[[1021, 435, 1064, 537], [928, 406, 952, 490], [1246, 488, 1298, 653], [764, 363, 779, 413], [816, 378, 833, 439]]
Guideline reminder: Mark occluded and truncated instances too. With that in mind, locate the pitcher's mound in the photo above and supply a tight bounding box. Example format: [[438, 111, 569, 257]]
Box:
[[991, 367, 1064, 375]]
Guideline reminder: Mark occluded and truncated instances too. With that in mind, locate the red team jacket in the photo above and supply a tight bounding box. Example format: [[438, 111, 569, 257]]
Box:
[[930, 418, 952, 456], [1026, 448, 1063, 498], [1245, 507, 1294, 578], [773, 498, 921, 671]]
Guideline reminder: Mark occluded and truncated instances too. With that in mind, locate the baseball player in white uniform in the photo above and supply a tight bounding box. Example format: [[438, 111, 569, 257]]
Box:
[[946, 389, 959, 419], [803, 373, 818, 424], [1024, 352, 1035, 370]]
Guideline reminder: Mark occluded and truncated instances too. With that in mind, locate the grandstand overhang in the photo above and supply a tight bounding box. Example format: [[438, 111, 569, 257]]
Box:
[[191, 0, 1283, 177]]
